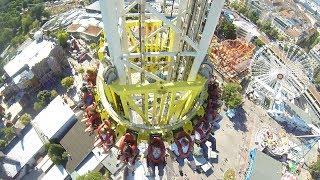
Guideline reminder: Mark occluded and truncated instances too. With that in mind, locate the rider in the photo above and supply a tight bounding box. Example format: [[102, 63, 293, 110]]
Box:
[[82, 103, 101, 132], [206, 99, 219, 122], [84, 69, 97, 87], [171, 131, 196, 176], [194, 119, 217, 159], [118, 133, 139, 173], [145, 136, 166, 179], [80, 86, 94, 108], [95, 126, 115, 152]]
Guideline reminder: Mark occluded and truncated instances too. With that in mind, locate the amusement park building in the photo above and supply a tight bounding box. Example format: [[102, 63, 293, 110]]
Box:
[[1, 36, 69, 101], [0, 96, 75, 179]]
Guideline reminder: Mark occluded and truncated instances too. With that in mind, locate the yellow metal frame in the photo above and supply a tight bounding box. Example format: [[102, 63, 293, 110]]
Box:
[[98, 20, 175, 70], [106, 78, 205, 126]]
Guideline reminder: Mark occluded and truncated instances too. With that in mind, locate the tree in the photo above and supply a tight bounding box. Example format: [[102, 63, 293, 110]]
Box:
[[247, 10, 259, 24], [11, 35, 27, 47], [0, 139, 6, 149], [55, 30, 69, 48], [314, 69, 320, 85], [1, 127, 15, 141], [217, 19, 237, 40], [230, 1, 239, 10], [31, 20, 40, 29], [61, 76, 74, 89], [90, 43, 97, 51], [224, 169, 236, 180], [34, 90, 57, 111], [222, 83, 243, 109], [269, 28, 279, 39], [21, 15, 32, 33], [51, 90, 58, 98], [46, 143, 68, 165], [19, 113, 31, 125], [77, 171, 104, 180], [30, 4, 45, 20], [78, 67, 85, 74], [22, 0, 28, 9], [252, 37, 265, 47], [278, 35, 285, 41], [37, 90, 53, 105], [309, 157, 320, 179], [34, 101, 45, 111]]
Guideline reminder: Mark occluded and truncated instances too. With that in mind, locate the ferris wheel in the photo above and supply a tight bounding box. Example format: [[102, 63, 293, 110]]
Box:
[[249, 41, 314, 101]]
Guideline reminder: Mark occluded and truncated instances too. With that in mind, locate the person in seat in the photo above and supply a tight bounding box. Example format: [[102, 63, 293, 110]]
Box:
[[82, 103, 101, 133], [193, 120, 217, 160], [84, 69, 97, 87], [118, 133, 139, 173], [95, 125, 115, 152], [145, 136, 166, 179], [79, 86, 94, 108], [171, 131, 196, 176]]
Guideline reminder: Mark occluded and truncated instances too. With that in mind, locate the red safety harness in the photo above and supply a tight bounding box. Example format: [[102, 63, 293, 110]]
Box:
[[147, 138, 165, 164], [119, 133, 138, 163]]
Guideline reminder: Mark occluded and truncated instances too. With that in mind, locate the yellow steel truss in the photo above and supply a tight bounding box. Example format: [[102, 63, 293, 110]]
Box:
[[106, 78, 205, 126], [98, 19, 175, 70]]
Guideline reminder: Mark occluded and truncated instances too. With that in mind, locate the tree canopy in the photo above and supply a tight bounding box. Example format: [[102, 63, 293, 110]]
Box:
[[314, 68, 320, 86], [231, 1, 282, 41], [1, 127, 15, 141], [45, 143, 68, 165], [19, 113, 31, 125], [216, 18, 237, 40], [33, 89, 58, 111], [298, 31, 320, 51], [222, 83, 243, 109], [61, 76, 74, 89], [309, 157, 320, 179], [0, 0, 51, 77], [55, 30, 69, 48], [252, 37, 265, 48], [77, 171, 104, 180], [0, 126, 16, 150]]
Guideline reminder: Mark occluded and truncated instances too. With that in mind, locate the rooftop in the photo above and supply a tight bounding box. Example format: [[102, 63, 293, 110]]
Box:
[[67, 24, 81, 32], [1, 128, 43, 178], [32, 96, 76, 140], [67, 17, 103, 38], [1, 96, 75, 178], [83, 25, 103, 37], [233, 20, 261, 37], [60, 117, 96, 173], [251, 151, 282, 180], [41, 164, 68, 180], [75, 152, 101, 176], [285, 27, 302, 38], [85, 1, 100, 13], [4, 39, 55, 77]]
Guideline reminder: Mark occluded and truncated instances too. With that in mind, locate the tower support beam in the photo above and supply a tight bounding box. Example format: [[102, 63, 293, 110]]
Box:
[[188, 0, 225, 81], [100, 0, 127, 84]]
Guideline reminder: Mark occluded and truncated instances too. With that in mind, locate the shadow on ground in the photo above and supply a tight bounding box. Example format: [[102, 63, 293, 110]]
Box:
[[227, 107, 248, 132], [275, 121, 310, 136]]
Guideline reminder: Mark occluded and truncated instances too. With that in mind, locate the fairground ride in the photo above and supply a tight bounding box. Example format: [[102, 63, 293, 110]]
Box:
[[96, 0, 224, 142], [248, 41, 315, 132]]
